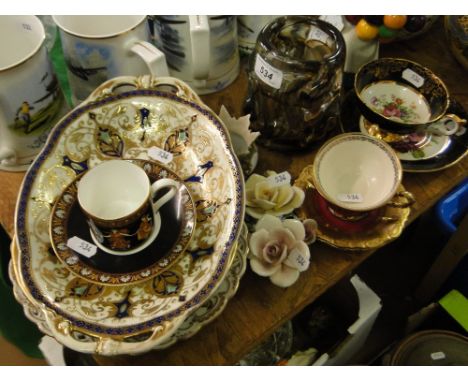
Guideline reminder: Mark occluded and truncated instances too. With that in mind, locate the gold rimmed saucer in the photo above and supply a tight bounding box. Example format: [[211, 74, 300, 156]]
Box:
[[359, 116, 451, 162], [294, 164, 411, 251], [49, 159, 196, 286]]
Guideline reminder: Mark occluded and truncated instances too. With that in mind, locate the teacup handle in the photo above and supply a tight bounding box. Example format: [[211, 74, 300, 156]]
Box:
[[426, 114, 467, 136], [386, 190, 415, 209], [130, 41, 169, 77], [189, 15, 210, 80], [0, 107, 17, 165], [150, 178, 179, 213]]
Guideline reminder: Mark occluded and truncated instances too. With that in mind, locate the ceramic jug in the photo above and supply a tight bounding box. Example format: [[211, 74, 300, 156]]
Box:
[[152, 15, 240, 94], [53, 15, 169, 106]]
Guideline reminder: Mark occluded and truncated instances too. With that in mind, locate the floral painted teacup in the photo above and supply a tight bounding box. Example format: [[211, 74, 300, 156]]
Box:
[[355, 58, 449, 134], [77, 160, 179, 254]]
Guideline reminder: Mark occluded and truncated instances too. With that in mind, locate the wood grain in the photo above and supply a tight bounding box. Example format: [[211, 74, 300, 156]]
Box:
[[0, 19, 466, 366]]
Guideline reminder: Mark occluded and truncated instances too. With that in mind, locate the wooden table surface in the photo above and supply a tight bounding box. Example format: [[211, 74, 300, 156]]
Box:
[[1, 19, 467, 365]]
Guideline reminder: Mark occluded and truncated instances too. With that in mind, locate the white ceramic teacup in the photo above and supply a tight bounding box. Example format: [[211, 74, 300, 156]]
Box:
[[53, 15, 169, 105], [312, 133, 406, 212], [152, 15, 240, 94], [77, 160, 179, 254], [0, 15, 66, 170]]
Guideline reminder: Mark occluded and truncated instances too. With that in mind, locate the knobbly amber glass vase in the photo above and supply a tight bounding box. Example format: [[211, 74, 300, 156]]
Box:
[[246, 16, 346, 150]]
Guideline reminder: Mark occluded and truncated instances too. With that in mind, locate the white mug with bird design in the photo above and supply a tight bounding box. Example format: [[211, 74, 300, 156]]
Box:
[[53, 15, 169, 106], [0, 15, 66, 171]]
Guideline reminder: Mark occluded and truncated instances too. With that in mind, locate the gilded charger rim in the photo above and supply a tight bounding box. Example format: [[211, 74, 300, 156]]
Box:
[[9, 225, 247, 352]]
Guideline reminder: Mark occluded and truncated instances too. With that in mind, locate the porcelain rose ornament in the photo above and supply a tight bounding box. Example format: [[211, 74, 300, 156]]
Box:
[[249, 215, 316, 287], [245, 171, 305, 219]]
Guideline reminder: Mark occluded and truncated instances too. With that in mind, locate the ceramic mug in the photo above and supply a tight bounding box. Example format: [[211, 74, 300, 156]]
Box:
[[77, 160, 179, 254], [0, 15, 66, 171], [53, 15, 169, 105], [237, 16, 277, 55], [152, 15, 240, 94], [311, 133, 414, 228]]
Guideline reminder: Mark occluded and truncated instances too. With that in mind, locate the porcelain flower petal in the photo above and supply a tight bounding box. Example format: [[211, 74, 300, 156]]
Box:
[[245, 173, 267, 191], [254, 214, 283, 233], [282, 219, 306, 241], [262, 239, 289, 264], [250, 258, 282, 277], [303, 219, 318, 245], [249, 229, 271, 258], [283, 241, 310, 271], [274, 185, 294, 209], [270, 264, 300, 288], [268, 228, 297, 251]]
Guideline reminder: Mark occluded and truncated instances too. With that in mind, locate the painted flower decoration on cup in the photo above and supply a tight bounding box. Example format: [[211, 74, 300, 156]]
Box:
[[249, 215, 317, 288], [245, 171, 305, 219]]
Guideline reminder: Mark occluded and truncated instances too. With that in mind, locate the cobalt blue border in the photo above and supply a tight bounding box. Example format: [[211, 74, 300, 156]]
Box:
[[16, 89, 245, 336]]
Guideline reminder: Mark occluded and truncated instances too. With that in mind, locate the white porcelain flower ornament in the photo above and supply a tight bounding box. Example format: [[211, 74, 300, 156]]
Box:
[[249, 215, 313, 288], [245, 172, 305, 219]]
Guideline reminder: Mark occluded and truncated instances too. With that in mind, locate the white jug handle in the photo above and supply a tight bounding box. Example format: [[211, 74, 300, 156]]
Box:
[[0, 147, 17, 166], [189, 15, 210, 80], [130, 41, 169, 77], [0, 107, 17, 165], [150, 178, 179, 213]]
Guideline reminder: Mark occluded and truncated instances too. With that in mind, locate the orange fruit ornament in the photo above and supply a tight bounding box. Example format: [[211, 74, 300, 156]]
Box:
[[383, 15, 407, 29], [356, 18, 379, 40]]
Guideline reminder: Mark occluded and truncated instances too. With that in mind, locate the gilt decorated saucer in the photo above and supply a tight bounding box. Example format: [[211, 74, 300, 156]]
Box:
[[341, 90, 468, 172], [359, 116, 451, 162], [50, 159, 196, 286]]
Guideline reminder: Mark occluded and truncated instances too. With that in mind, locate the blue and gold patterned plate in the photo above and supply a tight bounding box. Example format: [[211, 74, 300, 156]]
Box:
[[12, 75, 245, 354]]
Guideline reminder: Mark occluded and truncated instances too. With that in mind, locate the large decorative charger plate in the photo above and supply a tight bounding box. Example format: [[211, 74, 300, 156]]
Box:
[[9, 223, 248, 355], [50, 159, 196, 286], [294, 165, 410, 251], [341, 90, 468, 172], [13, 76, 244, 353]]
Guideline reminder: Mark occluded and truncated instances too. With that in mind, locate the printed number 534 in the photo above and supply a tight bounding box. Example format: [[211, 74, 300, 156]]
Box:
[[259, 66, 273, 80]]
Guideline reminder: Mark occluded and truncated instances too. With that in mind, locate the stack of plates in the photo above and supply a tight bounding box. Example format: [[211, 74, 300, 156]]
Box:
[[9, 75, 246, 355]]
